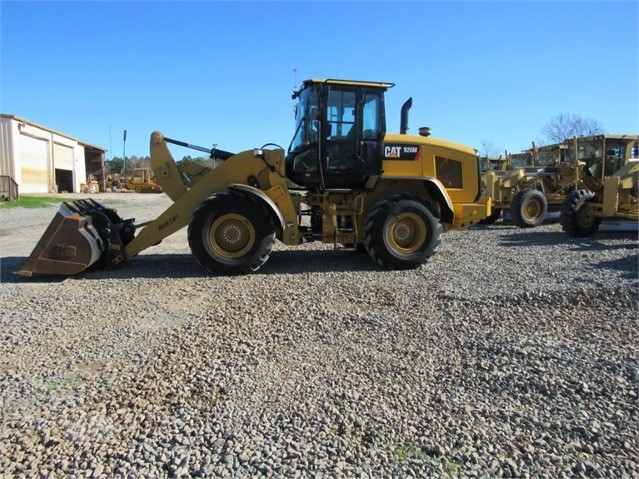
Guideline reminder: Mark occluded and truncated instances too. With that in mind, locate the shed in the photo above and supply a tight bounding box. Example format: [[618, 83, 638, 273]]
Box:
[[0, 114, 107, 197]]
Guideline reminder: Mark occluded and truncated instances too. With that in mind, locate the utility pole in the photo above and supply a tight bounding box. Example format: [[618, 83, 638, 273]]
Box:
[[122, 130, 127, 178], [292, 69, 299, 118]]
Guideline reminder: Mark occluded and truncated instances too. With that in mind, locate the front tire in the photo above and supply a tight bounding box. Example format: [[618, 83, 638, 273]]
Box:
[[511, 189, 547, 228], [559, 189, 601, 237], [364, 194, 442, 270], [188, 192, 275, 274]]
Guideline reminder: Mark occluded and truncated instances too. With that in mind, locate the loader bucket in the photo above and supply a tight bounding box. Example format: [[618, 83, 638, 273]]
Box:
[[15, 199, 132, 277]]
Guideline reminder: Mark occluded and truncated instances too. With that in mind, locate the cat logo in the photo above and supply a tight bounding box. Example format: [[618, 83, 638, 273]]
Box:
[[385, 146, 402, 158], [384, 144, 420, 161]]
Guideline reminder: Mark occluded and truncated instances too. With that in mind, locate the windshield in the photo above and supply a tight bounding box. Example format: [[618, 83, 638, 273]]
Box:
[[566, 137, 630, 179], [566, 139, 602, 162], [481, 158, 507, 173], [536, 147, 564, 166], [510, 153, 533, 169], [289, 86, 319, 152]]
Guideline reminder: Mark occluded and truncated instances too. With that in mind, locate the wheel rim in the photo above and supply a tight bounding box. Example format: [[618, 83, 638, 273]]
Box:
[[208, 213, 255, 258], [524, 198, 543, 220], [576, 204, 596, 227], [387, 212, 427, 254]]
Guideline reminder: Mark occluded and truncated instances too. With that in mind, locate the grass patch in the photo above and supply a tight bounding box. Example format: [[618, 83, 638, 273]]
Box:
[[0, 196, 75, 209], [394, 442, 422, 462], [395, 443, 411, 461], [442, 457, 461, 474]]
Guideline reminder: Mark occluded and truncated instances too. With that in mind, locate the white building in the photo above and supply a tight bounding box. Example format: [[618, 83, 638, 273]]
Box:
[[0, 114, 106, 197]]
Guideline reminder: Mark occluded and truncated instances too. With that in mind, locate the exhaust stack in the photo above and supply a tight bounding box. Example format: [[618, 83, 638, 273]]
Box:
[[400, 97, 413, 134]]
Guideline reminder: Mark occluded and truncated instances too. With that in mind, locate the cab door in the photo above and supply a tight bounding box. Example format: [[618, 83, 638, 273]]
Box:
[[321, 87, 384, 189]]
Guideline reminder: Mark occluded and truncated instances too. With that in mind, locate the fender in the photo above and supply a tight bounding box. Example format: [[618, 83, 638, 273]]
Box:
[[382, 176, 455, 224], [228, 184, 287, 230], [422, 177, 455, 224]]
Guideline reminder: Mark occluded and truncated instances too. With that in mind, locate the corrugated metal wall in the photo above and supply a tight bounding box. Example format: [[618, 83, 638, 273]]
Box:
[[0, 117, 14, 177]]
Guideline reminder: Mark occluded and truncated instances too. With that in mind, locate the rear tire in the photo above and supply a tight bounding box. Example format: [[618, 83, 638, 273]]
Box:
[[364, 193, 442, 270], [188, 192, 275, 274], [560, 189, 601, 237], [511, 189, 547, 228]]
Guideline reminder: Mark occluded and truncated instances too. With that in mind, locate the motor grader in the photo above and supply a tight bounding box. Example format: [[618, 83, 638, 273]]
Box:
[[482, 140, 589, 227], [16, 79, 491, 277], [560, 134, 639, 237]]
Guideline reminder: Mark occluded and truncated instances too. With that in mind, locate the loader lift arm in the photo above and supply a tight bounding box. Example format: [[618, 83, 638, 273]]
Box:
[[122, 132, 296, 265], [16, 132, 297, 276]]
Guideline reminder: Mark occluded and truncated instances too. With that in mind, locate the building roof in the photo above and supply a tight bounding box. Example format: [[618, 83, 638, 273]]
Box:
[[0, 113, 107, 152]]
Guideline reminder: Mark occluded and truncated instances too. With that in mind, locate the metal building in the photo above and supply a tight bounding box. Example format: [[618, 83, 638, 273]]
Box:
[[0, 114, 106, 197]]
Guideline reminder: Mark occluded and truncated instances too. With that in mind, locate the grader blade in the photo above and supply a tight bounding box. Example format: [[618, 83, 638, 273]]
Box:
[[15, 199, 128, 277]]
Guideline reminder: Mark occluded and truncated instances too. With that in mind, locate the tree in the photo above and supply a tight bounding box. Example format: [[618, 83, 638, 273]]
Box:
[[480, 138, 502, 158], [105, 156, 151, 175], [122, 155, 150, 168], [179, 156, 218, 168], [540, 114, 604, 144], [105, 157, 124, 174]]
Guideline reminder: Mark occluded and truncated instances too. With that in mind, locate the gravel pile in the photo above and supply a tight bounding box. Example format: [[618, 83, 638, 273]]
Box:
[[0, 193, 637, 478]]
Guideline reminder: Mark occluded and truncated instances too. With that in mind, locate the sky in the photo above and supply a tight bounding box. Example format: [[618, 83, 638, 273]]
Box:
[[1, 1, 637, 160]]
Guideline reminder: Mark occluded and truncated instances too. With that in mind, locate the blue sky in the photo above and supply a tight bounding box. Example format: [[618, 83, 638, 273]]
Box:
[[1, 1, 637, 160]]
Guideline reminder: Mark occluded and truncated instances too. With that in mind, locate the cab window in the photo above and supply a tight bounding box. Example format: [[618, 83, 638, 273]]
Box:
[[326, 90, 357, 138], [362, 93, 381, 140]]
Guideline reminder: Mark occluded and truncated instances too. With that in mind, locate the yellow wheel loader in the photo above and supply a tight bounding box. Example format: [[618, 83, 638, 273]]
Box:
[[16, 79, 491, 277]]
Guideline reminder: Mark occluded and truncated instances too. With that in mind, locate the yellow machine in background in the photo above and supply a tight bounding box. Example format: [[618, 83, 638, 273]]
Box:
[[123, 168, 163, 193], [560, 135, 639, 236], [17, 79, 491, 277], [481, 142, 571, 227], [481, 136, 638, 228]]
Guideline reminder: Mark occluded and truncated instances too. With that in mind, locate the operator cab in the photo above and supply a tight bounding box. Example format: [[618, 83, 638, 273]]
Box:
[[286, 79, 394, 190], [569, 135, 638, 181]]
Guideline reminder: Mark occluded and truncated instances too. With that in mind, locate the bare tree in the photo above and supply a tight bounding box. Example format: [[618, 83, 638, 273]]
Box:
[[540, 113, 604, 144], [480, 138, 502, 158]]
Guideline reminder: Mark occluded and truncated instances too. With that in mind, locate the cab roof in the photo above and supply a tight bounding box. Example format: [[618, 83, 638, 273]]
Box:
[[293, 79, 395, 98], [571, 134, 638, 142]]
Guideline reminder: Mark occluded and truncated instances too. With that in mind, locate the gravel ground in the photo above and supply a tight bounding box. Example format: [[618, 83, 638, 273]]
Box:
[[0, 192, 637, 479]]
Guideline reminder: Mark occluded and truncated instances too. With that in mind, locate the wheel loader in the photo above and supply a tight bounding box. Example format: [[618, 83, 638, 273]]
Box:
[[15, 79, 491, 277], [559, 134, 639, 237]]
